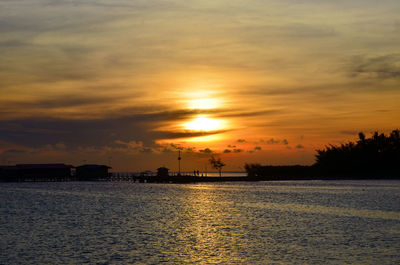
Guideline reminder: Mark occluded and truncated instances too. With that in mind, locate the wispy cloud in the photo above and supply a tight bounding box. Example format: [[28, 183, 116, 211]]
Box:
[[0, 0, 399, 169], [199, 148, 213, 154], [349, 54, 400, 79]]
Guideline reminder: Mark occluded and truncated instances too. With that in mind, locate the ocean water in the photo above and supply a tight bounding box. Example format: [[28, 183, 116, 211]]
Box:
[[0, 180, 399, 264]]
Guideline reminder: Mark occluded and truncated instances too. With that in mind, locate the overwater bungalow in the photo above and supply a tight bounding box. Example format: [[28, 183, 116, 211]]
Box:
[[16, 164, 73, 181], [0, 165, 19, 182], [76, 164, 111, 181], [157, 167, 169, 177]]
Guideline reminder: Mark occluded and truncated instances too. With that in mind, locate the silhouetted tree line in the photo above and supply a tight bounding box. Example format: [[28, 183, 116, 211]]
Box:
[[245, 130, 400, 179], [315, 130, 400, 177], [245, 164, 315, 180]]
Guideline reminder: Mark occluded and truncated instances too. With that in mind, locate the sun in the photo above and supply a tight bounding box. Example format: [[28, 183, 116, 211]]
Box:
[[184, 115, 223, 131]]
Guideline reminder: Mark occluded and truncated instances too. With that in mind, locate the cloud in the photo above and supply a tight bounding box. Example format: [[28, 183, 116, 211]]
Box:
[[0, 141, 70, 160], [237, 139, 246, 143], [265, 138, 280, 145], [257, 138, 288, 145], [156, 143, 196, 154], [0, 39, 28, 48], [0, 106, 234, 150], [105, 140, 200, 155], [139, 147, 153, 153], [0, 0, 398, 170], [27, 94, 130, 109], [224, 148, 245, 153], [54, 142, 66, 149], [247, 146, 261, 154], [199, 148, 213, 154], [0, 116, 152, 148], [0, 149, 27, 155], [154, 130, 229, 140], [235, 23, 337, 48], [216, 109, 283, 118], [168, 143, 183, 151], [279, 23, 337, 39], [0, 112, 180, 150], [115, 140, 144, 149], [349, 54, 400, 79], [296, 144, 304, 149]]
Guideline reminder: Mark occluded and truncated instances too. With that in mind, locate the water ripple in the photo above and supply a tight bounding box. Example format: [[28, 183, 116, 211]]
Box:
[[1, 180, 399, 264]]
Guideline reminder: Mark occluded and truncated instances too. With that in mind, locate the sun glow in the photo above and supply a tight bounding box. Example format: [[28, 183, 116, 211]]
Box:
[[190, 98, 219, 110], [185, 134, 223, 142], [182, 89, 223, 110], [184, 115, 223, 131]]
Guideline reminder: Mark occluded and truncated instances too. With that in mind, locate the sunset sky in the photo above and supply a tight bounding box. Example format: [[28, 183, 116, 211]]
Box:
[[1, 0, 399, 171]]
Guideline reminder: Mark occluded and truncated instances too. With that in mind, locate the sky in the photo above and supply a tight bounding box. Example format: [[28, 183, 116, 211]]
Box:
[[0, 0, 399, 171]]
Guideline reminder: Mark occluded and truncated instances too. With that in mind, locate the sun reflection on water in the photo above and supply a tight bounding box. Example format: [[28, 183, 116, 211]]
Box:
[[175, 184, 246, 264]]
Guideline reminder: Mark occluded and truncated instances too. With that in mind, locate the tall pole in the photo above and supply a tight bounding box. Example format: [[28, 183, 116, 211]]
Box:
[[178, 150, 181, 176]]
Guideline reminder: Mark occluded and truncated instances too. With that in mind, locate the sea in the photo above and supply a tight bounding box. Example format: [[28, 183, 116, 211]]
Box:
[[1, 180, 399, 264]]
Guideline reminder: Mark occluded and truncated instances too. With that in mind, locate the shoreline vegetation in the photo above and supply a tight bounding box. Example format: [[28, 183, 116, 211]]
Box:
[[246, 130, 400, 180], [1, 130, 399, 183]]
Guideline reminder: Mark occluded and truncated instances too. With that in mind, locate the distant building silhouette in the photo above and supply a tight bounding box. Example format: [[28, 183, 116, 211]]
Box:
[[157, 167, 169, 177], [17, 164, 73, 181], [0, 166, 19, 181], [76, 164, 111, 181]]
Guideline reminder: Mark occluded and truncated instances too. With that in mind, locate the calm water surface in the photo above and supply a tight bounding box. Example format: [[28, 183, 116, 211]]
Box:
[[1, 180, 399, 264]]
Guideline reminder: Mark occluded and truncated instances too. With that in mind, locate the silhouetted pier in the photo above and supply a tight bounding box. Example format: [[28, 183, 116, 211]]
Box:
[[109, 172, 197, 183]]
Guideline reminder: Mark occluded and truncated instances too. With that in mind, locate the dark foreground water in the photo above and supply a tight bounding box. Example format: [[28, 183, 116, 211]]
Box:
[[1, 180, 399, 264]]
